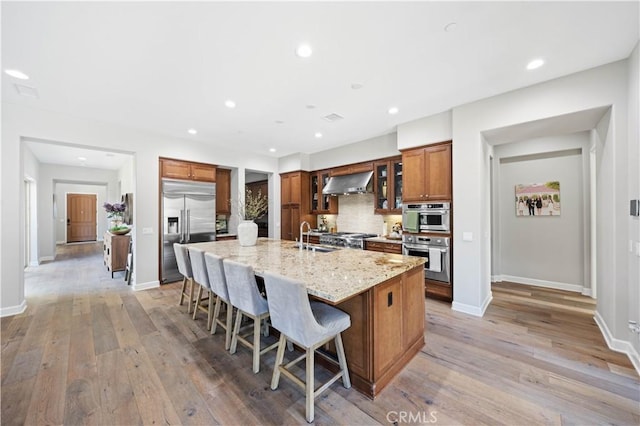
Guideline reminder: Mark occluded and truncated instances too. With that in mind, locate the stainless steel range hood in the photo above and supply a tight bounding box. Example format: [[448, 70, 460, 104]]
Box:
[[322, 171, 374, 195]]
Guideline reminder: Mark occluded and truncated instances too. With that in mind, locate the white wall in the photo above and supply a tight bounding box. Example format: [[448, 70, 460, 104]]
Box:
[[397, 110, 452, 150], [23, 145, 40, 267], [626, 42, 639, 361], [310, 133, 399, 171], [118, 156, 135, 195], [493, 132, 589, 292]]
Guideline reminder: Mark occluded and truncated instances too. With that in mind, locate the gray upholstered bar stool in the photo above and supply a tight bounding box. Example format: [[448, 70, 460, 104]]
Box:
[[204, 252, 234, 350], [223, 259, 278, 373], [174, 243, 194, 314], [262, 271, 351, 423], [188, 247, 214, 330]]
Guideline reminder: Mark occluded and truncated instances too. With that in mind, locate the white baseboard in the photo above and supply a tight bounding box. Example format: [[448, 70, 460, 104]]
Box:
[[500, 274, 583, 293], [452, 292, 493, 317], [29, 260, 39, 267], [39, 256, 54, 262], [133, 280, 160, 291], [492, 274, 503, 282], [594, 310, 640, 375], [56, 240, 65, 245], [581, 287, 593, 297], [0, 300, 27, 317]]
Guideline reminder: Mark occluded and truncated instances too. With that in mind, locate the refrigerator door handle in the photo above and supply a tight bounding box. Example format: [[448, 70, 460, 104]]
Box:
[[180, 209, 185, 243], [186, 209, 191, 242]]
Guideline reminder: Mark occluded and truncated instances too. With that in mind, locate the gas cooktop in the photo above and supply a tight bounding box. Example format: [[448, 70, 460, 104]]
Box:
[[318, 232, 378, 249]]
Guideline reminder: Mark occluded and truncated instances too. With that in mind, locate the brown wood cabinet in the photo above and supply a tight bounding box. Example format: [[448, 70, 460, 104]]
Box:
[[373, 157, 402, 214], [330, 161, 373, 176], [160, 157, 216, 182], [402, 142, 452, 202], [364, 240, 403, 255], [280, 171, 314, 241], [216, 168, 231, 215], [103, 232, 130, 278], [310, 170, 338, 214]]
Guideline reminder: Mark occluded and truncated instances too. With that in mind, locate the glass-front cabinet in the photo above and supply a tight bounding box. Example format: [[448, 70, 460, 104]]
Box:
[[374, 156, 402, 214], [311, 170, 338, 214]]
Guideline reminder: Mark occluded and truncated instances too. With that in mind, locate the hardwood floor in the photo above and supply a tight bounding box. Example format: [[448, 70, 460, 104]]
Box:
[[2, 243, 638, 425]]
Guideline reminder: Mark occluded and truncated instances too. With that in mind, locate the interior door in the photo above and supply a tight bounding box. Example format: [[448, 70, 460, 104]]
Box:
[[67, 193, 97, 242]]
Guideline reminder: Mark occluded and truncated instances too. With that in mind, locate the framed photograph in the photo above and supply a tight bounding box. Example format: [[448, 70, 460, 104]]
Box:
[[515, 182, 560, 216]]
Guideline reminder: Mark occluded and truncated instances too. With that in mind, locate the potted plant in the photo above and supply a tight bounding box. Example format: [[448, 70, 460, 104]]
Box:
[[103, 201, 130, 235], [237, 188, 268, 246]]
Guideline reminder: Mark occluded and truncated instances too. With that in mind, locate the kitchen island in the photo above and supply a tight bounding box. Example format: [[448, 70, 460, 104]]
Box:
[[191, 238, 426, 398]]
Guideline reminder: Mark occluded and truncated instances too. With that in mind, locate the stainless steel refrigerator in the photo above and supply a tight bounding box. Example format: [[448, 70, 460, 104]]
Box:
[[161, 178, 216, 283]]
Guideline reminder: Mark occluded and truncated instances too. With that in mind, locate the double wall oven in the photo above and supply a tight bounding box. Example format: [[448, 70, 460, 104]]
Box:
[[402, 202, 452, 299]]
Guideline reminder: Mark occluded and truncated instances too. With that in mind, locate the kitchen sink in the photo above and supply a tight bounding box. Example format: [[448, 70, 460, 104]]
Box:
[[293, 243, 338, 253]]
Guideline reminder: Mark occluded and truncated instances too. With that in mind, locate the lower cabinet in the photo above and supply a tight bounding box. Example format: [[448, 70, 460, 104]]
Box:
[[364, 240, 403, 254], [216, 234, 237, 241], [103, 232, 130, 278]]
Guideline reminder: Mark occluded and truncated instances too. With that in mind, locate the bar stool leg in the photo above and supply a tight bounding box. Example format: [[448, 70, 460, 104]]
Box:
[[188, 279, 195, 314], [335, 333, 351, 388], [305, 347, 315, 423], [192, 285, 203, 320], [253, 315, 261, 373], [230, 311, 243, 354], [179, 276, 187, 305], [225, 303, 233, 350], [271, 334, 287, 390], [207, 290, 215, 330], [211, 297, 222, 334]]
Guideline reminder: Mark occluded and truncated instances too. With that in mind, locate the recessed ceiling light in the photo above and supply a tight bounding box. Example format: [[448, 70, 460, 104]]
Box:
[[269, 148, 277, 153], [306, 104, 316, 109], [295, 44, 313, 58], [275, 120, 284, 124], [444, 22, 458, 32], [4, 69, 29, 80], [526, 58, 545, 70], [225, 100, 236, 109], [187, 128, 197, 135], [351, 83, 364, 90], [315, 132, 323, 139], [388, 107, 399, 115], [78, 156, 87, 161], [105, 153, 114, 157]]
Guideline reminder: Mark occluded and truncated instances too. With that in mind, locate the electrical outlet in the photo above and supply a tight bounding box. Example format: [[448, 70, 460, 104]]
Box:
[[629, 321, 640, 333]]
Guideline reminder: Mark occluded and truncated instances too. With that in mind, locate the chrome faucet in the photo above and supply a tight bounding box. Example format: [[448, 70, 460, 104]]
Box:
[[299, 221, 311, 251]]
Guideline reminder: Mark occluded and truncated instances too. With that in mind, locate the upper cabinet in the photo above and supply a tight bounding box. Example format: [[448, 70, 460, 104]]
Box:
[[280, 171, 314, 241], [402, 142, 452, 202], [374, 156, 402, 214], [216, 168, 231, 215], [160, 157, 216, 182], [330, 161, 373, 176], [310, 170, 338, 214]]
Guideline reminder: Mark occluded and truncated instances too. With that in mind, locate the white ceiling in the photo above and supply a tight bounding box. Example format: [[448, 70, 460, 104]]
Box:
[[3, 1, 639, 165], [24, 139, 132, 171]]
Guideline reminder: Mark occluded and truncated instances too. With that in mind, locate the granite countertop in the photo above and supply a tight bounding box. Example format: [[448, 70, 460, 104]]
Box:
[[190, 238, 425, 304], [365, 236, 403, 245]]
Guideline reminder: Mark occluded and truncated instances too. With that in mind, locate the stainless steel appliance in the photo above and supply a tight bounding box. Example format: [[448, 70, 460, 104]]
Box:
[[322, 171, 374, 195], [161, 178, 216, 283], [402, 234, 450, 284], [402, 202, 451, 233], [319, 232, 378, 249]]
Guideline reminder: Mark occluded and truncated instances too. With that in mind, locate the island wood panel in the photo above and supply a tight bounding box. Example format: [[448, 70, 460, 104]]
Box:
[[334, 291, 371, 381], [373, 278, 404, 377], [321, 265, 425, 398]]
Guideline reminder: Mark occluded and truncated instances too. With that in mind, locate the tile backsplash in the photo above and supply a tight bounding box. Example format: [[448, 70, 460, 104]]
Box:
[[326, 193, 401, 235]]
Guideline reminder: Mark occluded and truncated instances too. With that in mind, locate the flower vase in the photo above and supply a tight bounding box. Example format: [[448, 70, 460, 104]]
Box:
[[237, 220, 258, 246]]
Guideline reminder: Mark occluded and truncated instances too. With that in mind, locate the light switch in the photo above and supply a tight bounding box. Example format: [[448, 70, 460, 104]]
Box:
[[462, 232, 473, 242], [142, 227, 153, 235]]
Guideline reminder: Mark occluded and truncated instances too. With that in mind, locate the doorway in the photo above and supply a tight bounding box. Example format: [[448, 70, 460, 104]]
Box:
[[66, 193, 97, 243]]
